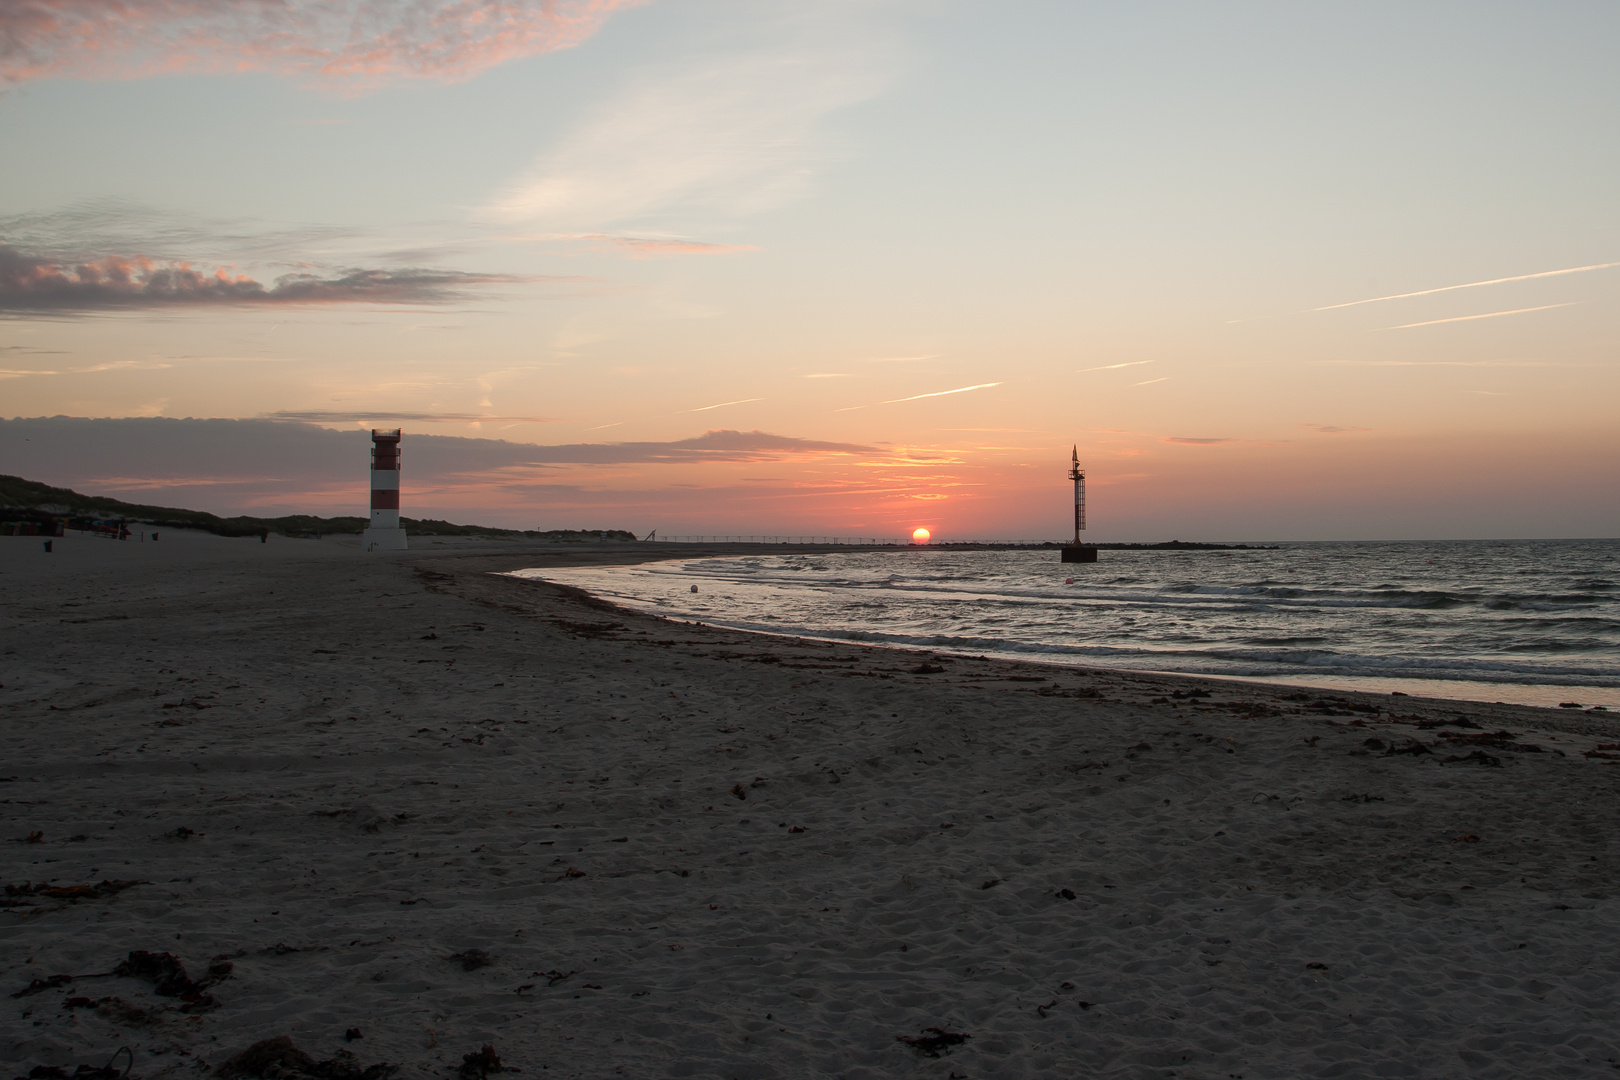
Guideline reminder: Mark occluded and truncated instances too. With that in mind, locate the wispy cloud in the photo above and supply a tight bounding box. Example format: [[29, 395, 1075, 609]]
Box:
[[1379, 303, 1577, 330], [1312, 261, 1620, 312], [267, 411, 560, 424], [2, 358, 173, 377], [487, 32, 890, 226], [866, 355, 938, 364], [1132, 377, 1169, 387], [802, 373, 855, 379], [1164, 436, 1234, 445], [0, 419, 877, 494], [0, 0, 643, 92], [0, 245, 538, 313], [0, 199, 360, 266], [506, 232, 757, 258], [836, 382, 1002, 412], [1303, 424, 1372, 434], [1318, 359, 1559, 367], [1080, 360, 1153, 372], [585, 235, 756, 258], [690, 397, 764, 413]]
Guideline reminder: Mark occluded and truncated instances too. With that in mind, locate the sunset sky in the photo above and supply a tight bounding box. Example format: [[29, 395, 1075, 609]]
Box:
[[2, 1, 1617, 540]]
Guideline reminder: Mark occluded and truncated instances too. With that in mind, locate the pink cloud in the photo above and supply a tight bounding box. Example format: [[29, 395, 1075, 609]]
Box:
[[0, 0, 644, 91], [595, 236, 757, 259]]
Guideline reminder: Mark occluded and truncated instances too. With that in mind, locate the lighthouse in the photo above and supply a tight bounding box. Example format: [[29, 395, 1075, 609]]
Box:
[[362, 428, 408, 552], [1061, 445, 1096, 563]]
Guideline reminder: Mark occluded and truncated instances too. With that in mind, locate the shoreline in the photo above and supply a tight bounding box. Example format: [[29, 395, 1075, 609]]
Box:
[[3, 531, 1618, 1077], [506, 544, 1620, 713]]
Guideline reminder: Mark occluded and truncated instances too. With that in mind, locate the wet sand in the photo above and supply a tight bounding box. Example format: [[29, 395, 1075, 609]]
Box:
[[3, 531, 1618, 1079]]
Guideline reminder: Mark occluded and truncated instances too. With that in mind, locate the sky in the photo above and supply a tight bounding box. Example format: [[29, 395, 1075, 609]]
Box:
[[1, 0, 1617, 541]]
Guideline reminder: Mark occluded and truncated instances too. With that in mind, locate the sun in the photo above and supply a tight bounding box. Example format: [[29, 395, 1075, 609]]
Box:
[[912, 527, 931, 544]]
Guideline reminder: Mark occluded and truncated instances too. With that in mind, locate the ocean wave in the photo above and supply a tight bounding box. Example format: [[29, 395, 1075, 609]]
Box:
[[524, 541, 1620, 693]]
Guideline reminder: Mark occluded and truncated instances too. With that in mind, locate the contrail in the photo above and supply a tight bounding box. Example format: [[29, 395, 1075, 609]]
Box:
[[1132, 376, 1169, 386], [690, 397, 764, 412], [1080, 360, 1153, 372], [880, 382, 1001, 404], [1380, 302, 1577, 330], [1315, 262, 1619, 312], [836, 382, 1002, 412]]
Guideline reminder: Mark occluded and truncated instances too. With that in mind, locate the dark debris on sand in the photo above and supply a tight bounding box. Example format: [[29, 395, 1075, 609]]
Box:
[[4, 880, 144, 903], [214, 1036, 398, 1080], [897, 1028, 971, 1057], [456, 1045, 504, 1080], [113, 951, 232, 1011], [15, 1046, 134, 1080], [447, 949, 494, 972]]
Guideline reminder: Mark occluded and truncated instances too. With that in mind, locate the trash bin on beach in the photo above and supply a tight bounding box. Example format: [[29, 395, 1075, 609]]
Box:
[[43, 540, 52, 553]]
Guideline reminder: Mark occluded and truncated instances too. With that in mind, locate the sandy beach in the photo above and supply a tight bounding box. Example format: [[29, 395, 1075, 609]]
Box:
[[3, 531, 1618, 1080]]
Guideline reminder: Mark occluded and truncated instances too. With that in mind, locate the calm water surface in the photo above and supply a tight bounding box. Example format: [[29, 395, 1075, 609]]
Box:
[[514, 540, 1620, 710]]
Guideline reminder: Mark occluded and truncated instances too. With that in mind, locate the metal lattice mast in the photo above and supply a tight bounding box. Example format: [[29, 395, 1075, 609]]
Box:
[[1069, 444, 1086, 543]]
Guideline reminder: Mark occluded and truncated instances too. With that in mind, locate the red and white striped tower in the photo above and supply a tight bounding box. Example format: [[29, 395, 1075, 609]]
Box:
[[362, 428, 408, 551]]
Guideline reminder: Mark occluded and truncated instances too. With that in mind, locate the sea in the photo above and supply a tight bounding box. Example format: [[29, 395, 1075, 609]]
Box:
[[512, 539, 1620, 710]]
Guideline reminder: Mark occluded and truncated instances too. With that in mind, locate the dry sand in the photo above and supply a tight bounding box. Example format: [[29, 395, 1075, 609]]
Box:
[[3, 530, 1618, 1080]]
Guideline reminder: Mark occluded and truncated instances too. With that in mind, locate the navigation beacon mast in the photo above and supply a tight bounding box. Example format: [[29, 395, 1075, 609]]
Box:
[[1061, 445, 1097, 563]]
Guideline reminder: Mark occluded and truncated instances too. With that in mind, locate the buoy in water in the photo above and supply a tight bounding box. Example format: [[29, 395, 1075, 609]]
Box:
[[690, 584, 699, 593], [1065, 578, 1074, 585]]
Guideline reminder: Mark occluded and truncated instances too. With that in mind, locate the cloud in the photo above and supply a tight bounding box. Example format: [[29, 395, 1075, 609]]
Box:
[[837, 382, 1002, 412], [486, 34, 890, 226], [267, 411, 560, 424], [1319, 359, 1559, 367], [1312, 261, 1620, 312], [522, 429, 874, 464], [0, 244, 538, 312], [0, 0, 643, 92], [0, 200, 359, 265], [581, 235, 756, 258], [503, 232, 758, 258], [1079, 360, 1153, 372], [1303, 424, 1371, 434], [1163, 436, 1234, 445], [880, 382, 1001, 405], [1379, 303, 1578, 330], [2, 358, 172, 377], [689, 398, 764, 413], [0, 419, 875, 484]]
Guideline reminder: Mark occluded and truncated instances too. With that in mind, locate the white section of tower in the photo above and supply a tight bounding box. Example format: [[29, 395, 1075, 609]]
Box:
[[362, 428, 408, 552]]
